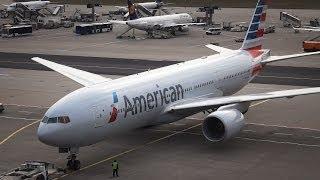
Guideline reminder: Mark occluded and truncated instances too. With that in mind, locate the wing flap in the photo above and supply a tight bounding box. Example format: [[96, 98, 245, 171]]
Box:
[[167, 87, 320, 113], [31, 57, 111, 87]]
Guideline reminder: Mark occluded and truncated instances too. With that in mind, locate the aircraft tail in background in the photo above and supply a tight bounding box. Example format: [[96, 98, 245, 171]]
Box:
[[127, 0, 138, 20]]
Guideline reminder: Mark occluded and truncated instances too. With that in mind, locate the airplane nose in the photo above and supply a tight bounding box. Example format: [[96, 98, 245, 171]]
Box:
[[37, 123, 49, 144], [37, 122, 60, 146]]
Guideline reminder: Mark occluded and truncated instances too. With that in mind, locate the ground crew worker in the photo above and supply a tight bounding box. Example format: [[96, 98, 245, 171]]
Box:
[[112, 160, 119, 177]]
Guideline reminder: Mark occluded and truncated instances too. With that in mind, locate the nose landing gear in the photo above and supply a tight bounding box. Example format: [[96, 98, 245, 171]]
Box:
[[60, 147, 81, 171], [67, 154, 81, 171]]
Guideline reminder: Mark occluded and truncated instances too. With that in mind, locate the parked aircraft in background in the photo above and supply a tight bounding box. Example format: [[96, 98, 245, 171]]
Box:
[[110, 0, 203, 38], [3, 0, 50, 11], [32, 0, 320, 170], [115, 0, 171, 18], [293, 26, 320, 32]]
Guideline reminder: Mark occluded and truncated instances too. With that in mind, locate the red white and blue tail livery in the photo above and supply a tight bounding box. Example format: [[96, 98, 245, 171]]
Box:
[[241, 0, 267, 52]]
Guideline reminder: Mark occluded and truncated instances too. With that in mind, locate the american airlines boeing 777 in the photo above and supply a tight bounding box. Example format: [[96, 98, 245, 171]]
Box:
[[32, 0, 320, 170]]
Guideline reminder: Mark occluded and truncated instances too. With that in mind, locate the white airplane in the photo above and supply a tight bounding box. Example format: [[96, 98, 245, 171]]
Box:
[[32, 0, 320, 170], [110, 0, 203, 38], [115, 0, 169, 14], [3, 0, 50, 11], [293, 26, 320, 32]]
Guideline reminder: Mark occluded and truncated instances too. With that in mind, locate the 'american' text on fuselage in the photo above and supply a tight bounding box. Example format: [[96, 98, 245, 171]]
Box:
[[123, 84, 184, 117]]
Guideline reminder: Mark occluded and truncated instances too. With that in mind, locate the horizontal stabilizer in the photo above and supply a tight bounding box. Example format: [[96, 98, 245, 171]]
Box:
[[262, 51, 320, 64], [31, 57, 112, 87], [205, 44, 234, 54]]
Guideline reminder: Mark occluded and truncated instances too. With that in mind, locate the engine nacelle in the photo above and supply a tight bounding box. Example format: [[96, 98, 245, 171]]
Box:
[[202, 109, 244, 142], [178, 25, 189, 32]]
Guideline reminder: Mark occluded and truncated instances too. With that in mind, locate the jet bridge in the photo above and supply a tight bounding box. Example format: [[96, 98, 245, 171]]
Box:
[[280, 12, 301, 28], [9, 3, 64, 24]]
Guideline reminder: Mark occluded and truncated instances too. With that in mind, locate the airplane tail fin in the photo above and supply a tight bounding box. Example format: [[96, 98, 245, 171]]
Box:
[[240, 0, 268, 51], [127, 0, 138, 20]]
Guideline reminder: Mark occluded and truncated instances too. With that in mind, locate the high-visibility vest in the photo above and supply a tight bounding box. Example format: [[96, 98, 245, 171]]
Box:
[[112, 162, 118, 170]]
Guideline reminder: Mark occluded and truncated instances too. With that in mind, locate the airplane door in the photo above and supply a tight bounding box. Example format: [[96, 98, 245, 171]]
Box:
[[92, 105, 107, 128]]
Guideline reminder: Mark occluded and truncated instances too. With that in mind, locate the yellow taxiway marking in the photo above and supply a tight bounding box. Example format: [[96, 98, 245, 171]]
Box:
[[0, 119, 40, 146], [56, 123, 202, 179], [57, 100, 269, 179], [250, 99, 269, 107]]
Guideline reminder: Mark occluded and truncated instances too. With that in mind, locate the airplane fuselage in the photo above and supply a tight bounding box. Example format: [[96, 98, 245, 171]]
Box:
[[126, 13, 193, 31], [38, 50, 265, 148], [6, 1, 50, 11]]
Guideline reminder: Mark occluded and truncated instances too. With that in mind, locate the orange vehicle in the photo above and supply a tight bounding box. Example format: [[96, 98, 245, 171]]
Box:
[[303, 41, 320, 52]]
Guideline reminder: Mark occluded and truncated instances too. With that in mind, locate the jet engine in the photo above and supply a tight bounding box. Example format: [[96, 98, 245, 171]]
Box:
[[202, 109, 244, 142], [178, 25, 189, 32]]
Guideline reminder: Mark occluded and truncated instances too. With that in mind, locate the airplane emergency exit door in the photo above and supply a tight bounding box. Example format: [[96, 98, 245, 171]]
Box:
[[92, 105, 107, 128]]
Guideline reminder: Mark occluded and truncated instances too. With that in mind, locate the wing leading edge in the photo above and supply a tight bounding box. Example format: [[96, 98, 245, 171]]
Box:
[[31, 57, 112, 87], [166, 87, 320, 113]]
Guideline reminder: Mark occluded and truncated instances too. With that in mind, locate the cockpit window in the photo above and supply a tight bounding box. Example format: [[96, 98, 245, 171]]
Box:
[[58, 116, 70, 124], [42, 116, 70, 124], [47, 117, 57, 124], [42, 116, 49, 123]]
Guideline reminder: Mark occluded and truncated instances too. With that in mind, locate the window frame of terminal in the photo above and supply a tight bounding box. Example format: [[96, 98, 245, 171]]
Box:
[[42, 116, 70, 124]]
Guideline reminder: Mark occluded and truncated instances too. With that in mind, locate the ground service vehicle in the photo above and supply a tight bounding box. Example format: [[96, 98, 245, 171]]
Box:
[[1, 25, 32, 38], [206, 28, 222, 35], [303, 41, 320, 52], [0, 161, 63, 180], [75, 22, 113, 35], [0, 103, 4, 113]]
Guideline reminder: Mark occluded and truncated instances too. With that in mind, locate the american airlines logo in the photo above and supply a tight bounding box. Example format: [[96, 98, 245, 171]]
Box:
[[108, 92, 119, 123], [123, 84, 184, 117]]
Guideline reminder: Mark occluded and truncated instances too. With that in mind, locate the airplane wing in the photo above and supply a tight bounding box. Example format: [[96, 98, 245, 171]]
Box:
[[31, 57, 112, 87], [109, 20, 127, 25], [261, 51, 320, 64], [205, 44, 234, 54], [166, 87, 320, 114]]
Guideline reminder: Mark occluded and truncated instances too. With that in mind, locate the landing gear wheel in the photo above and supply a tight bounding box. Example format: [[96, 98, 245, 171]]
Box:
[[36, 174, 45, 180], [74, 160, 81, 170], [67, 153, 81, 171], [67, 159, 81, 170]]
